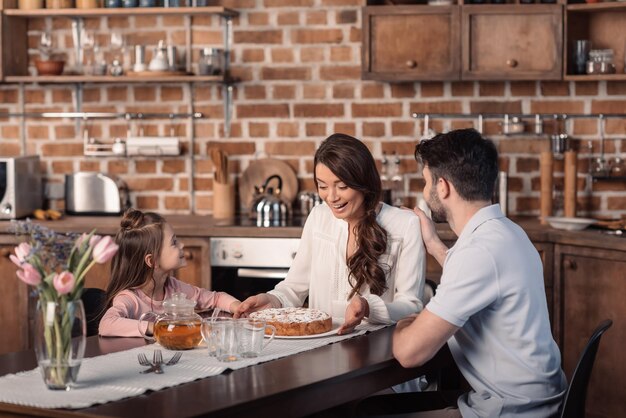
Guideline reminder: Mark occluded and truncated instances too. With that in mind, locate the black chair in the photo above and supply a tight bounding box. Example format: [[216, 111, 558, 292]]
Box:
[[560, 319, 613, 418], [80, 288, 106, 337]]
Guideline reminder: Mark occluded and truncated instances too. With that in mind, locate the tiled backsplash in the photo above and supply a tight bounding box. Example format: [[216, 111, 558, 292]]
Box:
[[1, 0, 624, 218]]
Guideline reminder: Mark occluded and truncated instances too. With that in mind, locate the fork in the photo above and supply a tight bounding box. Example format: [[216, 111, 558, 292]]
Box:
[[152, 350, 164, 374], [137, 353, 151, 367], [166, 352, 182, 366]]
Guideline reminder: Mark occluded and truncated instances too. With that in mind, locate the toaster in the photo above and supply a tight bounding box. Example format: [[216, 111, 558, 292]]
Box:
[[65, 172, 130, 216]]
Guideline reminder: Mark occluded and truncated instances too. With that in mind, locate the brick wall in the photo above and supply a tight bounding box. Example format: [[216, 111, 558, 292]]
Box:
[[1, 0, 625, 219]]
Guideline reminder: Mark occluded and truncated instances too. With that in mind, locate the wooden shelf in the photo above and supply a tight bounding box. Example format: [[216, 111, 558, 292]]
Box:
[[591, 175, 626, 182], [564, 74, 626, 81], [566, 2, 626, 13], [3, 74, 230, 83], [2, 6, 238, 18]]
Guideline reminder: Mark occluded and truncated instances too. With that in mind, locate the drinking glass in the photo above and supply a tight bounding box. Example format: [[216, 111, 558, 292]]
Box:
[[81, 30, 95, 75], [39, 31, 53, 59], [203, 318, 241, 362], [573, 40, 591, 75], [238, 318, 276, 358]]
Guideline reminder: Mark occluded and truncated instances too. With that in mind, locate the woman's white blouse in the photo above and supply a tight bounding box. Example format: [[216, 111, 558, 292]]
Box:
[[269, 202, 426, 324]]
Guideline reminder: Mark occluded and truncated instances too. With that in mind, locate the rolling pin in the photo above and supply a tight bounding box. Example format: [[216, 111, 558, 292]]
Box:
[[540, 151, 554, 224], [564, 150, 578, 218]]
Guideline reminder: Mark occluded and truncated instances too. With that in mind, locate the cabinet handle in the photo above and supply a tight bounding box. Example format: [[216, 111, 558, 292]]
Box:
[[506, 59, 518, 68], [0, 248, 11, 258], [406, 60, 417, 69], [564, 259, 577, 270], [183, 250, 193, 260]]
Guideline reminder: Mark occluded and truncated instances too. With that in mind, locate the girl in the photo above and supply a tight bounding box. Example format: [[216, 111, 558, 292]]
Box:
[[235, 133, 426, 335], [99, 209, 240, 337]]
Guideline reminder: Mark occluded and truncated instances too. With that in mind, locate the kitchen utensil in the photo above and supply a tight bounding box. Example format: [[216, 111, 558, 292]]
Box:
[[210, 147, 229, 184], [573, 40, 591, 75], [239, 158, 298, 212], [65, 172, 130, 215], [249, 174, 292, 226], [166, 352, 183, 365], [149, 41, 169, 71], [563, 150, 578, 218], [153, 350, 164, 374], [238, 318, 276, 358], [539, 151, 553, 224]]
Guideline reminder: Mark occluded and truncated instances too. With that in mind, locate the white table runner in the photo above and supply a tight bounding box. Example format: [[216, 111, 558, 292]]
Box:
[[0, 322, 385, 409]]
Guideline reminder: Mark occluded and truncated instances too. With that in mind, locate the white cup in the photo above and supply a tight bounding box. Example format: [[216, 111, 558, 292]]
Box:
[[238, 318, 276, 358]]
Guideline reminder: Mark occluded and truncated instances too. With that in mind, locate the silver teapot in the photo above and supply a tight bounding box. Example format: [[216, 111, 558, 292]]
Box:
[[250, 174, 291, 227]]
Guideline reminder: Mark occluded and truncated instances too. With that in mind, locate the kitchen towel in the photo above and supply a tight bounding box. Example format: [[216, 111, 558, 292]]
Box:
[[0, 321, 384, 409]]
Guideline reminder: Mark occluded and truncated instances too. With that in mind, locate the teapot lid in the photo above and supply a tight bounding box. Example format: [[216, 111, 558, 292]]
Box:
[[162, 292, 197, 314]]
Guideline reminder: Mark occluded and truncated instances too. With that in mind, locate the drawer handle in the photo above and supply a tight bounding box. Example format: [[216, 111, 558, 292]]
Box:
[[406, 60, 417, 69], [506, 59, 518, 68], [183, 250, 193, 260], [564, 259, 577, 270]]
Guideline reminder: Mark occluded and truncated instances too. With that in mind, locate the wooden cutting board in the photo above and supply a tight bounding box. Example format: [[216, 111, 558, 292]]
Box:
[[239, 158, 299, 211]]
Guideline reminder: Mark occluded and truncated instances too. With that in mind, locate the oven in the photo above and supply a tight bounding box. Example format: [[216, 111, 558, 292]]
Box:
[[210, 237, 301, 301]]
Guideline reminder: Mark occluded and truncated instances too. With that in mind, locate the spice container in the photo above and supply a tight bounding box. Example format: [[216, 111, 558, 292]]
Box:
[[586, 49, 616, 75], [198, 48, 224, 76]]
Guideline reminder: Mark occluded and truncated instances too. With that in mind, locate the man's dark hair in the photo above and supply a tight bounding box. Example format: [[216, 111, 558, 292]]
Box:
[[414, 128, 499, 201]]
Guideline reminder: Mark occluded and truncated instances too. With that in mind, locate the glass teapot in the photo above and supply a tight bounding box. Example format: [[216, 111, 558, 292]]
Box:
[[138, 292, 203, 350]]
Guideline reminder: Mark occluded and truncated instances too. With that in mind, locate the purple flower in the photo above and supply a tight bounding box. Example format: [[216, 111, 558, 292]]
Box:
[[10, 242, 31, 267], [92, 236, 118, 264], [53, 271, 75, 295], [16, 263, 42, 286]]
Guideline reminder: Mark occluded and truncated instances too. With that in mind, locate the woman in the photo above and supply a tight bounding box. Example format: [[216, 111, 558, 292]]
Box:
[[235, 133, 426, 334]]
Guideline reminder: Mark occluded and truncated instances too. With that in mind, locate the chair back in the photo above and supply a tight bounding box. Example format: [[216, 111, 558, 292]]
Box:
[[81, 288, 107, 337], [560, 319, 613, 418]]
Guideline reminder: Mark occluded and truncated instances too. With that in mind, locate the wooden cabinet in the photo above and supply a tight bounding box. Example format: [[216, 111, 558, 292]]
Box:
[[553, 244, 625, 418], [564, 2, 626, 80], [461, 4, 562, 80], [362, 5, 460, 81], [0, 242, 30, 355], [534, 241, 555, 326]]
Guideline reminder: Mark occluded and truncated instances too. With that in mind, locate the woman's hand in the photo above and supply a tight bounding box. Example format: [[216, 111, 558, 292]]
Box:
[[233, 293, 281, 318], [338, 295, 369, 335]]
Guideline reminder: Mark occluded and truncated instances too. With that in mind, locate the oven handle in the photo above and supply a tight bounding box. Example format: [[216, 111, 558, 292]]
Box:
[[237, 268, 289, 279]]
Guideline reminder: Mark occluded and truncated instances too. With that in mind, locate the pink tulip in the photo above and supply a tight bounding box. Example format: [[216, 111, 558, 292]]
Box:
[[89, 235, 102, 247], [53, 271, 75, 295], [75, 233, 90, 248], [92, 236, 118, 264], [16, 263, 42, 286], [10, 242, 31, 267]]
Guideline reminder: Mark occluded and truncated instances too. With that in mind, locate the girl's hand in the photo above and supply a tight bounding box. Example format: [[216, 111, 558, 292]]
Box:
[[338, 296, 369, 335], [233, 293, 281, 318], [229, 300, 242, 314]]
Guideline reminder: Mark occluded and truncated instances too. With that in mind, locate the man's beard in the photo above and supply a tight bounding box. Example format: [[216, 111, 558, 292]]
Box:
[[427, 186, 448, 224]]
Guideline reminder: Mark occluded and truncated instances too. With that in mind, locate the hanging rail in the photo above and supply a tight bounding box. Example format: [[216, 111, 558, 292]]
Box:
[[1, 112, 204, 119], [411, 113, 626, 119]]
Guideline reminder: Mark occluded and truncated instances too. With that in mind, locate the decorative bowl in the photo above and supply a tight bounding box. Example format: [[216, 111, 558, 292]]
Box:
[[545, 216, 596, 231], [34, 59, 65, 76]]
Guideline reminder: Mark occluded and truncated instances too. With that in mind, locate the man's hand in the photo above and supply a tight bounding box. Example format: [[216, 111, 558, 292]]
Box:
[[413, 207, 448, 266], [338, 296, 369, 335], [232, 293, 281, 318]]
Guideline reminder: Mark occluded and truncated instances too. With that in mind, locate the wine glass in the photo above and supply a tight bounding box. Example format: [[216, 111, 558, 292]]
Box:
[[81, 30, 96, 75]]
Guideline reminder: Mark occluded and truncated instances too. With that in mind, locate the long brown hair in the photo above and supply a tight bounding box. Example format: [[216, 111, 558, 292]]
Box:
[[104, 208, 166, 309], [314, 133, 388, 299]]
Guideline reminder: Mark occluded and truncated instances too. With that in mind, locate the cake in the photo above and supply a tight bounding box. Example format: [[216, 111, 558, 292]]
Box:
[[249, 307, 332, 336]]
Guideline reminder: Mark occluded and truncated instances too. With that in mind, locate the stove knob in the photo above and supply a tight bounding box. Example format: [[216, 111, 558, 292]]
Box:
[[1, 204, 12, 215], [291, 251, 297, 259], [232, 250, 243, 259]]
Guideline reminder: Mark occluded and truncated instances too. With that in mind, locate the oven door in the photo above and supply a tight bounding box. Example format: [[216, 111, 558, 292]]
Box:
[[211, 266, 287, 302]]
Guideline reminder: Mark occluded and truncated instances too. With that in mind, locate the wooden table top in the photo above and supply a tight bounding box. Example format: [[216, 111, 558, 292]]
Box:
[[0, 327, 452, 418]]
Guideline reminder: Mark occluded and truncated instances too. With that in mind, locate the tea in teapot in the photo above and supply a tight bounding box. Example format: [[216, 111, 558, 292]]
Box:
[[138, 293, 203, 350]]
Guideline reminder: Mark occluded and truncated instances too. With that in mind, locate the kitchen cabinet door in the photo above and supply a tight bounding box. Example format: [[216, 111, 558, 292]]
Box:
[[462, 4, 563, 80], [534, 241, 555, 329], [173, 237, 210, 290], [362, 5, 460, 81], [0, 244, 30, 355], [554, 244, 626, 418]]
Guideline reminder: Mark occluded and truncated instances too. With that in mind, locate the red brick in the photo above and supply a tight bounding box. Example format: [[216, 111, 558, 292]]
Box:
[[0, 142, 21, 155], [136, 160, 157, 174], [107, 86, 129, 101], [306, 122, 326, 137], [235, 30, 283, 44], [606, 81, 626, 95], [162, 86, 183, 101], [163, 160, 186, 174], [540, 82, 570, 96], [205, 141, 256, 156], [277, 11, 300, 25], [321, 0, 361, 5], [336, 10, 358, 24], [362, 84, 385, 99], [1, 126, 20, 139], [41, 142, 83, 157], [330, 46, 352, 62], [392, 121, 416, 137], [606, 119, 626, 135], [470, 101, 523, 114], [51, 161, 74, 174], [352, 103, 402, 118], [591, 100, 626, 114], [237, 104, 290, 118], [574, 81, 599, 96], [265, 141, 315, 155], [499, 138, 549, 154], [271, 48, 295, 63], [107, 160, 129, 174], [0, 90, 18, 103], [294, 104, 344, 118], [529, 100, 585, 114], [249, 122, 270, 137], [510, 81, 537, 96], [451, 81, 475, 97], [301, 47, 325, 62], [261, 67, 311, 80], [126, 177, 173, 191], [333, 123, 356, 136], [421, 82, 444, 97], [410, 101, 462, 115], [516, 157, 539, 173], [292, 29, 343, 44], [303, 84, 327, 99], [136, 195, 159, 210], [333, 84, 355, 99], [273, 85, 297, 100], [263, 0, 314, 6], [319, 66, 360, 81], [391, 83, 416, 98], [241, 48, 265, 62], [248, 12, 270, 26], [306, 11, 328, 25], [24, 90, 45, 103], [165, 196, 190, 211], [571, 119, 597, 136], [478, 82, 505, 96], [133, 87, 156, 102], [363, 122, 385, 137], [277, 122, 299, 137], [78, 161, 100, 172], [52, 90, 73, 103], [244, 86, 266, 100]]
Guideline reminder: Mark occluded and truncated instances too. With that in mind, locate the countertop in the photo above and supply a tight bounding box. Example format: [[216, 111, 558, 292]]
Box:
[[1, 214, 625, 251]]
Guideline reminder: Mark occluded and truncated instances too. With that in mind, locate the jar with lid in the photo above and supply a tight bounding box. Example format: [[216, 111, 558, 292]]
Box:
[[198, 48, 224, 76], [586, 49, 616, 75]]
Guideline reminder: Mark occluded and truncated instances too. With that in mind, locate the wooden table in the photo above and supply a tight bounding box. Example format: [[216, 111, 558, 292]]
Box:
[[0, 326, 452, 418]]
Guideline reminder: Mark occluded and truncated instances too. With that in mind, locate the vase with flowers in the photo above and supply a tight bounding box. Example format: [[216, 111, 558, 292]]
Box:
[[10, 221, 118, 390]]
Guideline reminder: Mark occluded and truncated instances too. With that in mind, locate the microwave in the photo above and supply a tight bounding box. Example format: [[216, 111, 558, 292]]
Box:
[[0, 156, 42, 219]]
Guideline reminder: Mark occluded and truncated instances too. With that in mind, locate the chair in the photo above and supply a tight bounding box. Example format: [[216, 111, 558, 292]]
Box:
[[81, 288, 106, 337], [560, 319, 613, 418]]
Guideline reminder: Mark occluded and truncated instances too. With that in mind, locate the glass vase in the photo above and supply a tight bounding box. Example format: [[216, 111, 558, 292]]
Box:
[[33, 298, 87, 390]]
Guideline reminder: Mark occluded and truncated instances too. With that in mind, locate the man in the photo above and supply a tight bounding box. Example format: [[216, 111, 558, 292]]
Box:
[[393, 129, 566, 417]]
